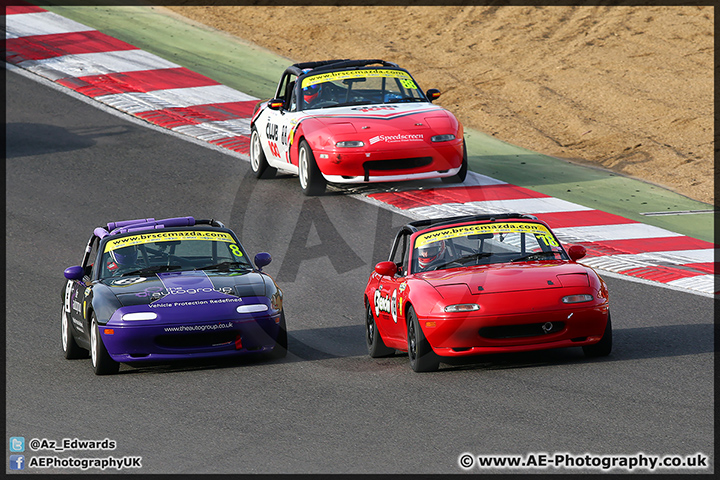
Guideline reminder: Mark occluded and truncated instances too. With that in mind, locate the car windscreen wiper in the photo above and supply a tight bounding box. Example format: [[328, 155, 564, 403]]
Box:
[[120, 265, 183, 276], [197, 261, 252, 271], [385, 96, 422, 104], [428, 252, 493, 271], [510, 251, 557, 263]]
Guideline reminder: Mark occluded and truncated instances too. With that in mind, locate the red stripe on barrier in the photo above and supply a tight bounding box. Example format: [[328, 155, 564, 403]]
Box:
[[534, 210, 636, 229], [682, 263, 716, 275], [5, 3, 46, 15], [129, 102, 257, 129], [4, 31, 137, 63], [620, 266, 706, 283], [55, 68, 219, 97], [369, 184, 548, 210], [190, 101, 258, 120], [581, 236, 715, 255], [135, 110, 201, 129], [210, 136, 251, 154]]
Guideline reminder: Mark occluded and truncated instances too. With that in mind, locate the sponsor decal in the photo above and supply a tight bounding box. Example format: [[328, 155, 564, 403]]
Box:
[[301, 69, 413, 88], [163, 322, 233, 333], [399, 282, 407, 293], [165, 286, 234, 296], [369, 133, 424, 145], [266, 122, 279, 141], [72, 318, 84, 332], [134, 286, 164, 298], [112, 277, 146, 286], [268, 141, 281, 158], [351, 105, 399, 113], [149, 298, 243, 308], [374, 288, 398, 323], [72, 300, 82, 313], [104, 231, 235, 253], [415, 222, 554, 248]]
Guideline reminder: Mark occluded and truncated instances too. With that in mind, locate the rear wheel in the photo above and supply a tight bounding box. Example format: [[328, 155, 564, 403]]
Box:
[[61, 307, 88, 359], [298, 139, 326, 196], [441, 140, 468, 184], [90, 314, 120, 375], [583, 313, 612, 358], [366, 303, 395, 358], [250, 127, 276, 179], [407, 306, 439, 372]]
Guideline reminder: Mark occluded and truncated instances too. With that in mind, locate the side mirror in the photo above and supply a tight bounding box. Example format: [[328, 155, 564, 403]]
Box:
[[374, 261, 397, 277], [267, 98, 284, 110], [567, 245, 587, 261], [426, 89, 441, 102], [254, 252, 272, 271], [64, 266, 85, 280]]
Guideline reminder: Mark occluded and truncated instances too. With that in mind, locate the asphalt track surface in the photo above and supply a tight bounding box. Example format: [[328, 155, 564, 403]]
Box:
[[5, 63, 715, 475]]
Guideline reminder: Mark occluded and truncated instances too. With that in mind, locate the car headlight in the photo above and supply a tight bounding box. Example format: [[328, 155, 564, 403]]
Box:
[[444, 304, 480, 312], [121, 312, 157, 321], [561, 294, 593, 304], [236, 304, 269, 314], [336, 141, 365, 148], [431, 134, 455, 142]]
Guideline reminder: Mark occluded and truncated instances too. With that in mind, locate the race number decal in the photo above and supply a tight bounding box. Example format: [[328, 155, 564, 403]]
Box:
[[63, 280, 73, 314]]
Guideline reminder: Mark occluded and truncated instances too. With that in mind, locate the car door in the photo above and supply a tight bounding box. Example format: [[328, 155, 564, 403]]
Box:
[[262, 73, 301, 171], [373, 229, 411, 344], [63, 234, 97, 342]]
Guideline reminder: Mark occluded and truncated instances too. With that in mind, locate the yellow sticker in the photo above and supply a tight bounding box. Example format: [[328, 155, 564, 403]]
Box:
[[415, 222, 552, 248], [105, 231, 235, 252], [302, 69, 412, 88]]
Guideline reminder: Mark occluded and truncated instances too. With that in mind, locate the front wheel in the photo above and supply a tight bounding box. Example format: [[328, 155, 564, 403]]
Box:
[[441, 140, 468, 184], [61, 307, 88, 359], [366, 303, 394, 358], [91, 314, 119, 375], [250, 127, 276, 179], [298, 139, 326, 196], [582, 313, 613, 358], [407, 306, 439, 372]]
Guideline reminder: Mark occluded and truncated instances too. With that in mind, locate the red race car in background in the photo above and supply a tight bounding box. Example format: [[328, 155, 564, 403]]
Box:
[[250, 59, 467, 195], [364, 213, 612, 372]]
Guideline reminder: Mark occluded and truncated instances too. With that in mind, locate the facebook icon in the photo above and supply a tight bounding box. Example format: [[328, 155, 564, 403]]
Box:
[[9, 455, 25, 470]]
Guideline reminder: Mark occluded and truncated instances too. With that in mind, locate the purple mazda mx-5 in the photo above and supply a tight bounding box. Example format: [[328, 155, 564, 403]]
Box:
[[61, 216, 286, 375]]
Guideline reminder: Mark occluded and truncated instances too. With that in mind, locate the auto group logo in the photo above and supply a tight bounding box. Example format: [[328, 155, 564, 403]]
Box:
[[369, 133, 424, 145]]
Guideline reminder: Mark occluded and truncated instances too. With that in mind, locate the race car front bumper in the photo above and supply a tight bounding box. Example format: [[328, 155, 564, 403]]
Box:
[[420, 304, 609, 357], [314, 140, 464, 183]]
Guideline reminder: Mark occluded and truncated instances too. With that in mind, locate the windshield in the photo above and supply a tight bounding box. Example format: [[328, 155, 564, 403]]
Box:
[[411, 221, 568, 273], [99, 230, 253, 279], [300, 68, 426, 110]]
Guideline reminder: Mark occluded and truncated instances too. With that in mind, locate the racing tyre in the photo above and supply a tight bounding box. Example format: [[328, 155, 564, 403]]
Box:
[[441, 140, 468, 184], [61, 307, 88, 359], [90, 314, 120, 375], [407, 306, 439, 372], [582, 313, 613, 358], [250, 127, 276, 179], [298, 139, 326, 196], [266, 311, 288, 360], [366, 303, 395, 358]]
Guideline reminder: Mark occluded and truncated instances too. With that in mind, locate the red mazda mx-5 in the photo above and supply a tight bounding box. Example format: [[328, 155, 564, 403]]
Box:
[[364, 213, 611, 372]]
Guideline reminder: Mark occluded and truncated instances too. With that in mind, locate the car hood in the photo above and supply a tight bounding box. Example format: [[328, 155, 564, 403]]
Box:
[[418, 262, 592, 295], [99, 270, 267, 307], [308, 104, 455, 134]]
